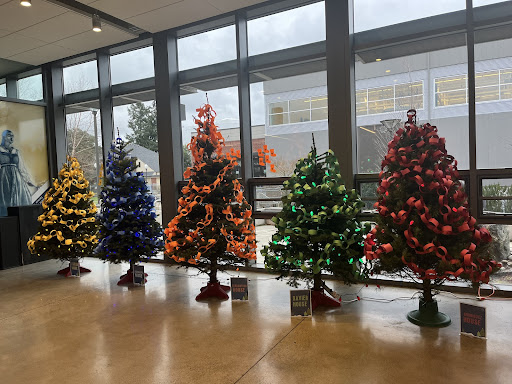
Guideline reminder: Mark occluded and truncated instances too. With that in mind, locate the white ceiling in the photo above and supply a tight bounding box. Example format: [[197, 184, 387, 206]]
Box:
[[0, 0, 268, 73]]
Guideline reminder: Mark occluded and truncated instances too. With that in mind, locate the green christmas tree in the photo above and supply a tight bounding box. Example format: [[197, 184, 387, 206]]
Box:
[[364, 109, 500, 326], [27, 157, 98, 276], [263, 138, 369, 310], [95, 137, 164, 285], [165, 103, 256, 301]]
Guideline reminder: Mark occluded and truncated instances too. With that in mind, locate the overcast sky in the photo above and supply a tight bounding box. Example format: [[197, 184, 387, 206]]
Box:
[[62, 0, 505, 144]]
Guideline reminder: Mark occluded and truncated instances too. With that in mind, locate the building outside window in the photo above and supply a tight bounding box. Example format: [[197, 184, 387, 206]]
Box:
[[268, 95, 328, 126]]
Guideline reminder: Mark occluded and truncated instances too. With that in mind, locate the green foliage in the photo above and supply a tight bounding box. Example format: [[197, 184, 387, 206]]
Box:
[[482, 183, 512, 213], [263, 143, 370, 288], [27, 157, 98, 261], [366, 112, 498, 290], [95, 138, 164, 263], [126, 102, 158, 152]]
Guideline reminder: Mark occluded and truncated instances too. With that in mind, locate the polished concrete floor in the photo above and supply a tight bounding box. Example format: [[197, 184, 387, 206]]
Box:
[[1, 258, 512, 384]]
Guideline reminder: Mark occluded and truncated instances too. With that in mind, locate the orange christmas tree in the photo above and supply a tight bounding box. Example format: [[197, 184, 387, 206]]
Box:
[[165, 103, 256, 300]]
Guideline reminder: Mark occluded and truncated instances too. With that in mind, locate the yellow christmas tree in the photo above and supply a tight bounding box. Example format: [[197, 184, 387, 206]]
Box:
[[27, 157, 98, 274]]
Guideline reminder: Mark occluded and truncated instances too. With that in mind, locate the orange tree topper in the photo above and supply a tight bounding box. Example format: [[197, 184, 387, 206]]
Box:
[[165, 104, 256, 282]]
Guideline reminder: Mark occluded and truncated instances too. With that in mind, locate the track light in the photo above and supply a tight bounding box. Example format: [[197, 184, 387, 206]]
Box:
[[20, 0, 32, 6], [92, 14, 102, 32]]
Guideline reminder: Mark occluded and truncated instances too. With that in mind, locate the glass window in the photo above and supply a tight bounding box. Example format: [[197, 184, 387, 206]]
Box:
[[368, 100, 394, 114], [474, 0, 510, 6], [475, 70, 499, 87], [311, 96, 328, 109], [268, 95, 328, 126], [311, 107, 328, 121], [289, 98, 310, 112], [248, 2, 326, 56], [359, 181, 379, 213], [111, 46, 154, 85], [270, 114, 288, 126], [501, 84, 512, 100], [180, 85, 240, 177], [368, 86, 393, 101], [289, 110, 310, 124], [435, 75, 467, 93], [357, 81, 423, 116], [63, 61, 98, 94], [112, 100, 162, 230], [17, 74, 43, 101], [476, 86, 499, 103], [354, 0, 465, 32], [356, 44, 469, 174], [251, 69, 328, 178], [0, 82, 5, 97], [501, 69, 512, 84], [178, 25, 236, 71], [65, 107, 102, 195], [269, 101, 288, 114], [475, 32, 512, 169]]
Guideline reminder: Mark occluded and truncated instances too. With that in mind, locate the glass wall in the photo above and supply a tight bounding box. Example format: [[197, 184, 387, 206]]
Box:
[[180, 85, 240, 175], [0, 82, 6, 97], [43, 0, 512, 279], [474, 32, 512, 169], [356, 44, 469, 173], [178, 25, 236, 71], [111, 46, 154, 85], [65, 107, 103, 195], [63, 61, 98, 94], [250, 71, 328, 178], [17, 74, 43, 101], [354, 0, 465, 32], [113, 99, 162, 228], [248, 1, 325, 56]]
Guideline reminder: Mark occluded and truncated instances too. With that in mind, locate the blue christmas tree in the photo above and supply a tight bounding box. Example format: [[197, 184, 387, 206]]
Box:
[[95, 137, 164, 284]]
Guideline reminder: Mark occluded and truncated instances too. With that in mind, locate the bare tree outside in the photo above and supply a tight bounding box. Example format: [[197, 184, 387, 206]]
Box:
[[64, 74, 102, 194]]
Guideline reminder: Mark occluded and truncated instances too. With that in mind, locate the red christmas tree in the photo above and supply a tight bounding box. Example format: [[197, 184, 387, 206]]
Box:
[[164, 103, 256, 300], [364, 110, 500, 326]]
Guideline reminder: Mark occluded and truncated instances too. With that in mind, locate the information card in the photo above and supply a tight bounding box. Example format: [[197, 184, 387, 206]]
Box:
[[290, 289, 312, 317], [231, 277, 249, 300], [133, 265, 145, 286], [460, 303, 486, 338], [70, 258, 80, 277]]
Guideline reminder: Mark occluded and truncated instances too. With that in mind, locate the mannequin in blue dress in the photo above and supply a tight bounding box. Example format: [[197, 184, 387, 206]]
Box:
[[0, 130, 34, 216]]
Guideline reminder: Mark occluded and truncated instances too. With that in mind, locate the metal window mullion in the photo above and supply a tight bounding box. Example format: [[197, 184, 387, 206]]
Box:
[[96, 50, 114, 169], [42, 62, 66, 180], [153, 31, 183, 225], [326, 0, 355, 188], [467, 0, 478, 217], [236, 10, 253, 183]]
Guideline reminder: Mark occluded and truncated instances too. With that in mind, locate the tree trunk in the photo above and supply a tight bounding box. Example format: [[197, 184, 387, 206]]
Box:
[[313, 272, 322, 291], [422, 279, 433, 302], [209, 256, 217, 284], [130, 259, 135, 273]]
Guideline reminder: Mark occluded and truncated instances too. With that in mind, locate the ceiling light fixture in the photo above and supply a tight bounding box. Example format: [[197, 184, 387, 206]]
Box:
[[92, 14, 102, 32], [20, 0, 32, 6]]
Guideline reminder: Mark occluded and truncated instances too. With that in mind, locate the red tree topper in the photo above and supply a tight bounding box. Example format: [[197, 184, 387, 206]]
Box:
[[364, 110, 499, 293]]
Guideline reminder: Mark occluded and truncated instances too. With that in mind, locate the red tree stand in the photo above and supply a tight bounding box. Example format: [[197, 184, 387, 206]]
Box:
[[117, 263, 148, 286], [57, 266, 91, 277], [311, 290, 341, 311], [196, 282, 230, 301]]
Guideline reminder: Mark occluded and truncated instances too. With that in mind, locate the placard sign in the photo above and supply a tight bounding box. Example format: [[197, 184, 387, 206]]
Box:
[[70, 258, 80, 277], [231, 277, 248, 300], [290, 289, 312, 317], [460, 303, 486, 338], [133, 265, 145, 286]]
